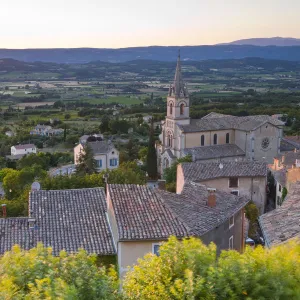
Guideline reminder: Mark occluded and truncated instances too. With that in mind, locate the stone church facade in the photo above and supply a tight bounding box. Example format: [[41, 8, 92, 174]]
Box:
[[157, 54, 285, 174]]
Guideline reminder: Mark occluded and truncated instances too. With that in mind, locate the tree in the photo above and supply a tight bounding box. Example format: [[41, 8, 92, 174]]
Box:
[[123, 236, 300, 299], [164, 156, 192, 192], [245, 201, 259, 239], [0, 244, 119, 299], [146, 121, 157, 179], [138, 146, 148, 163], [64, 113, 71, 120], [126, 138, 138, 161], [76, 144, 97, 176], [100, 115, 110, 133]]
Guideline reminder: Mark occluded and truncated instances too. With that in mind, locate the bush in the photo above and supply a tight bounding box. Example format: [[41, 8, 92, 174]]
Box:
[[123, 236, 300, 299], [0, 244, 119, 299]]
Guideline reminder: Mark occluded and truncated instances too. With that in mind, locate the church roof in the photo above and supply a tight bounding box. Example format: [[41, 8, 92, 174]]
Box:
[[177, 113, 284, 133], [183, 144, 245, 161], [169, 51, 188, 98]]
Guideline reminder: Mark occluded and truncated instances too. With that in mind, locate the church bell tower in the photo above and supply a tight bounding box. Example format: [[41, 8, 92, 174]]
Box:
[[163, 51, 190, 152], [166, 51, 190, 122]]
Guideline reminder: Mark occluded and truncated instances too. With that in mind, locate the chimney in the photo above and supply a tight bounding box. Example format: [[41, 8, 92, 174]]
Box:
[[157, 180, 166, 191], [207, 188, 216, 208], [2, 204, 7, 218], [28, 218, 36, 229]]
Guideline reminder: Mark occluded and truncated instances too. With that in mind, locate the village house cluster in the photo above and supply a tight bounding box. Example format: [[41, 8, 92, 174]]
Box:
[[0, 55, 299, 280]]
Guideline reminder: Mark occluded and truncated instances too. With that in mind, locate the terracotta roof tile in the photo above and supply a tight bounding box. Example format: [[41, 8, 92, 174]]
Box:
[[259, 182, 300, 247]]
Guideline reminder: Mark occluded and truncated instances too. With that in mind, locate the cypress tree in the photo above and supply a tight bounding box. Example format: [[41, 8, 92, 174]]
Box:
[[146, 119, 158, 179], [76, 144, 97, 176]]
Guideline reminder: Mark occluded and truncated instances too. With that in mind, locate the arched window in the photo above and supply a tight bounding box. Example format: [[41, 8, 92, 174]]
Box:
[[167, 133, 172, 147], [213, 134, 218, 145], [180, 103, 184, 115], [201, 135, 205, 146], [169, 102, 173, 115], [226, 133, 230, 144]]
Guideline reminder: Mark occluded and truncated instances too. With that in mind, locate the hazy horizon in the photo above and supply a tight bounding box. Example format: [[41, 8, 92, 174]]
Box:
[[2, 0, 300, 49]]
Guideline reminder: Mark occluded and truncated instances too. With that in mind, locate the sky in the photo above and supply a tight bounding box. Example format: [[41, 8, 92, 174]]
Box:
[[1, 0, 300, 49]]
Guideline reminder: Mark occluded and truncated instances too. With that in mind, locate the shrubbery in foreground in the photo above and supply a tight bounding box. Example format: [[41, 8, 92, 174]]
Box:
[[123, 237, 300, 299], [0, 237, 299, 299], [0, 244, 119, 299]]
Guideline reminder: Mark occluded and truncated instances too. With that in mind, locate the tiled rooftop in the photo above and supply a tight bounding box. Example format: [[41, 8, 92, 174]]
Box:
[[108, 184, 190, 241], [259, 182, 300, 247], [183, 144, 245, 161], [157, 182, 249, 236], [13, 144, 36, 150], [29, 188, 116, 255], [0, 218, 35, 254], [108, 183, 249, 239], [181, 161, 267, 181], [177, 113, 284, 133], [87, 141, 115, 155]]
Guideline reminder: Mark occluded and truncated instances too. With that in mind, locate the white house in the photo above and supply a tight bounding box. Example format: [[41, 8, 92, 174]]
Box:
[[11, 144, 37, 156], [74, 141, 119, 172]]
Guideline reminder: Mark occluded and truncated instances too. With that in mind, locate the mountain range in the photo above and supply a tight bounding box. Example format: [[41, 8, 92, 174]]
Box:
[[0, 38, 300, 63], [223, 37, 300, 46]]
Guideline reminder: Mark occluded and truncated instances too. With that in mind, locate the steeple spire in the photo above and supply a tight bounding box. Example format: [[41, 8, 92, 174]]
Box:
[[170, 49, 188, 98]]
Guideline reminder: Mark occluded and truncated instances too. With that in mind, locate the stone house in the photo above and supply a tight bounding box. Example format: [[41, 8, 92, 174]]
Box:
[[177, 161, 267, 214], [259, 182, 300, 247], [107, 183, 249, 278], [157, 54, 284, 174], [74, 140, 119, 171]]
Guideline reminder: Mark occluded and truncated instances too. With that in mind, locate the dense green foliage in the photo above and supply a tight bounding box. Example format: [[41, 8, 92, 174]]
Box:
[[0, 237, 299, 299], [0, 244, 119, 299], [245, 201, 260, 239], [123, 236, 300, 300], [42, 162, 146, 190]]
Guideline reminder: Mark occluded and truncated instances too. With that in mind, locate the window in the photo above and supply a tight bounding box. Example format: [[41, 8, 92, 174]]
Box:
[[96, 159, 102, 168], [229, 177, 238, 188], [278, 184, 282, 192], [167, 133, 172, 147], [230, 190, 239, 196], [201, 135, 205, 146], [261, 137, 270, 149], [169, 102, 173, 115], [229, 236, 233, 250], [110, 158, 118, 167], [180, 103, 184, 115], [152, 243, 161, 256], [229, 215, 234, 229], [226, 133, 230, 144], [213, 134, 217, 145]]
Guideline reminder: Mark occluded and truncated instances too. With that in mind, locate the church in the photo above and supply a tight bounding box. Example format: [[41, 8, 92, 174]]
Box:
[[157, 53, 285, 174]]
